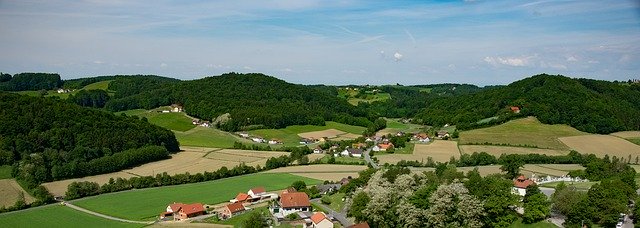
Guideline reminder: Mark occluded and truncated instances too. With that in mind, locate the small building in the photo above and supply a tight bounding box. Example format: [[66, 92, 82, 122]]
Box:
[[268, 139, 281, 145], [437, 130, 450, 139], [252, 137, 265, 143], [200, 121, 210, 127], [230, 193, 251, 203], [238, 132, 250, 138], [316, 184, 341, 195], [510, 106, 521, 113], [373, 143, 393, 152], [512, 175, 535, 196], [348, 148, 363, 158], [313, 147, 324, 154], [166, 203, 205, 220], [170, 104, 183, 112], [340, 177, 352, 186], [248, 187, 266, 198], [220, 202, 246, 219], [304, 212, 333, 228], [271, 192, 312, 218]]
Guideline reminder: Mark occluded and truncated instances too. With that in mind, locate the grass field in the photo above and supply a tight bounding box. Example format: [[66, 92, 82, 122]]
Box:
[[265, 165, 366, 181], [249, 121, 365, 146], [82, 80, 112, 90], [509, 218, 558, 228], [117, 108, 195, 132], [0, 165, 12, 179], [377, 140, 460, 164], [43, 147, 289, 196], [559, 135, 640, 158], [458, 145, 568, 157], [174, 127, 242, 148], [628, 138, 640, 146], [0, 205, 144, 228], [376, 119, 424, 137], [459, 117, 588, 150], [73, 173, 321, 221], [0, 179, 36, 207], [325, 193, 346, 212], [347, 93, 391, 105]]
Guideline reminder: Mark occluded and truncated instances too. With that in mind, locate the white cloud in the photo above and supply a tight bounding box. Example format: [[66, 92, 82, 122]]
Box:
[[160, 63, 167, 67], [484, 56, 532, 67], [243, 66, 253, 70], [93, 60, 104, 64], [566, 55, 578, 62]]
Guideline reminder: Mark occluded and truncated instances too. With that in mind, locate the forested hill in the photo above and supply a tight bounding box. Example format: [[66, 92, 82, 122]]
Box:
[[414, 74, 640, 134], [0, 73, 62, 91], [105, 73, 370, 131], [0, 92, 179, 185]]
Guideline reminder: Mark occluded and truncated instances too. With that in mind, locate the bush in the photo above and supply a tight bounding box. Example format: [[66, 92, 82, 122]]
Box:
[[321, 195, 332, 204]]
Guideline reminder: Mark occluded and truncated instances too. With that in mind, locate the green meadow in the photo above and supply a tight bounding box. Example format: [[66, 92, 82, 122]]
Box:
[[73, 173, 321, 221], [0, 205, 143, 228]]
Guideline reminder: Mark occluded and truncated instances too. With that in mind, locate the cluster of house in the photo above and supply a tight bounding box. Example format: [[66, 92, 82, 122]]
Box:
[[237, 132, 283, 145], [219, 187, 279, 219], [191, 119, 211, 127], [56, 88, 71, 93], [270, 188, 339, 228], [511, 174, 587, 197], [160, 202, 206, 221], [160, 104, 184, 113]]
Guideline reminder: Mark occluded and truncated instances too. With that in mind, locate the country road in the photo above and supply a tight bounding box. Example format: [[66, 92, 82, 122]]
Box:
[[311, 198, 353, 227], [64, 202, 154, 225], [363, 147, 379, 169]]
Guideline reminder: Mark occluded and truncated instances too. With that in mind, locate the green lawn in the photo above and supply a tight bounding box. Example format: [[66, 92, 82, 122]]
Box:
[[539, 181, 598, 191], [509, 218, 558, 228], [347, 93, 391, 105], [325, 193, 346, 212], [117, 108, 195, 132], [459, 117, 589, 150], [115, 109, 147, 116], [384, 119, 424, 132], [208, 206, 270, 227], [73, 173, 322, 221], [391, 142, 415, 154], [0, 205, 143, 228], [82, 80, 112, 90], [174, 126, 242, 148], [249, 121, 366, 146], [0, 165, 12, 179]]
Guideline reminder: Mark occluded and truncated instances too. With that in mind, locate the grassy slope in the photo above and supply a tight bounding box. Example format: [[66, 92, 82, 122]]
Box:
[[326, 193, 346, 212], [12, 80, 113, 99], [0, 165, 12, 179], [73, 173, 321, 221], [249, 121, 366, 146], [0, 205, 143, 228], [174, 126, 240, 148], [628, 138, 640, 146], [459, 117, 588, 150], [117, 108, 195, 132]]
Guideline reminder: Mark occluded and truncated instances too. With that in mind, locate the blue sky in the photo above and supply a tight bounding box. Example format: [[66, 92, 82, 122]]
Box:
[[0, 0, 638, 85]]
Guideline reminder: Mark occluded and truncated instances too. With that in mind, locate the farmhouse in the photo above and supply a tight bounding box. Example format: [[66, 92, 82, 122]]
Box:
[[512, 175, 536, 196], [271, 192, 312, 219], [338, 148, 363, 158], [232, 193, 251, 203], [170, 104, 183, 112], [238, 132, 250, 138], [162, 202, 205, 220], [316, 184, 341, 195], [268, 139, 282, 145], [252, 137, 265, 143], [304, 212, 333, 228], [414, 133, 431, 143], [230, 186, 277, 204], [510, 106, 521, 113], [220, 202, 246, 219], [373, 143, 394, 152], [437, 130, 450, 139], [313, 147, 324, 154], [300, 138, 317, 145]]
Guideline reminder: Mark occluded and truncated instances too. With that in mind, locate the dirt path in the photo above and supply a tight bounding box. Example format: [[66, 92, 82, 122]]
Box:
[[64, 202, 155, 225]]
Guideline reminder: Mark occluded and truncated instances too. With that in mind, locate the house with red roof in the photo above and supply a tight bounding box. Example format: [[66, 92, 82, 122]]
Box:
[[304, 212, 333, 228], [220, 202, 246, 219], [271, 192, 312, 218], [510, 106, 521, 113], [512, 175, 536, 196], [248, 187, 266, 198], [177, 203, 205, 220], [230, 186, 277, 203]]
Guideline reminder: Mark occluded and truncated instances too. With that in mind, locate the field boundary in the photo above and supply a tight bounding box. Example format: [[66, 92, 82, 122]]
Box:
[[65, 203, 153, 224]]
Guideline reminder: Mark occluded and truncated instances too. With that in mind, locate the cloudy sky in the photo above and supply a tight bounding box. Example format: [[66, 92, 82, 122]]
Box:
[[1, 0, 639, 85]]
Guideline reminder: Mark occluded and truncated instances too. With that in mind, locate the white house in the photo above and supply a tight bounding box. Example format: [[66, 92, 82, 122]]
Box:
[[248, 187, 266, 198], [512, 175, 535, 197], [313, 147, 324, 154], [238, 132, 250, 138], [304, 212, 333, 228], [271, 192, 311, 218], [252, 137, 265, 143]]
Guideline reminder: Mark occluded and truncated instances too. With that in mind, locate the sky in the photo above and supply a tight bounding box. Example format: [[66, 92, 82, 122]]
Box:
[[0, 0, 639, 85]]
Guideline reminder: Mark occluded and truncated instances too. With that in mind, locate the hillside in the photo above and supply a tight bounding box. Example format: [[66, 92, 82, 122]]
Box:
[[105, 73, 370, 131], [0, 93, 179, 186], [414, 74, 640, 134]]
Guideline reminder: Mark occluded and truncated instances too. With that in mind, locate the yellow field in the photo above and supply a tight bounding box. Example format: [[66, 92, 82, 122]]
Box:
[[611, 131, 640, 139], [265, 164, 366, 181], [459, 145, 568, 157], [559, 135, 640, 158], [307, 154, 326, 162], [409, 164, 583, 177], [43, 147, 290, 196], [0, 179, 36, 207], [377, 140, 460, 164], [376, 128, 399, 137], [298, 129, 346, 139]]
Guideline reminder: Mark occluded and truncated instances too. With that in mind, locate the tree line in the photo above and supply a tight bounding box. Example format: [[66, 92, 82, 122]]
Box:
[[0, 73, 62, 91]]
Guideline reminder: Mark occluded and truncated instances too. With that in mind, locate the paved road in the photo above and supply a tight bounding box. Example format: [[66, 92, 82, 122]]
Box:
[[310, 199, 353, 227], [363, 148, 379, 169], [540, 187, 555, 198], [64, 202, 154, 224]]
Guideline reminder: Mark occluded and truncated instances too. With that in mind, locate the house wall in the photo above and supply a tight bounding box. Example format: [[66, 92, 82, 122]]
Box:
[[314, 219, 334, 228], [281, 206, 311, 216]]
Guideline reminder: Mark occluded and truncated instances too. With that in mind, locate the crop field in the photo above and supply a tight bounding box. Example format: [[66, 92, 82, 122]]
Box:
[[539, 181, 597, 191], [0, 205, 143, 228], [535, 164, 585, 171], [43, 147, 289, 196], [72, 173, 321, 221], [174, 127, 243, 148], [265, 164, 366, 181], [559, 135, 640, 158], [458, 145, 568, 157], [459, 117, 589, 150], [0, 179, 36, 207], [307, 153, 326, 162], [376, 119, 424, 137], [298, 129, 348, 139], [377, 140, 460, 164], [249, 121, 365, 146], [611, 131, 640, 138]]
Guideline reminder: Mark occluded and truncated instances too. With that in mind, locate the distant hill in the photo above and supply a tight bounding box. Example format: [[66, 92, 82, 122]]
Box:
[[0, 92, 179, 185], [105, 73, 371, 131], [0, 73, 62, 91], [413, 74, 640, 134]]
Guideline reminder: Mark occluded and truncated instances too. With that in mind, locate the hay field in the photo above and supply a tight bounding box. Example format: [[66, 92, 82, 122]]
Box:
[[265, 164, 366, 181], [307, 154, 326, 162], [0, 179, 36, 207], [459, 145, 568, 157], [44, 147, 290, 196], [298, 129, 347, 139], [377, 140, 460, 164], [611, 131, 640, 138], [459, 117, 588, 150], [559, 135, 640, 157]]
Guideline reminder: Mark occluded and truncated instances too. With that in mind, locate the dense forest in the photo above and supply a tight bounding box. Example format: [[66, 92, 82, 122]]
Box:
[[104, 73, 375, 131], [0, 73, 62, 91], [0, 93, 179, 187], [411, 74, 640, 134]]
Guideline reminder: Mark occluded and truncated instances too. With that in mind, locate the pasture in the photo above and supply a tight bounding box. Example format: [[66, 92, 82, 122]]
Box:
[[0, 205, 143, 228], [559, 135, 640, 158], [118, 108, 195, 132], [265, 164, 367, 181], [0, 179, 36, 207], [249, 121, 365, 146], [458, 145, 568, 157], [459, 117, 588, 150], [174, 127, 243, 148], [43, 147, 290, 196], [13, 80, 114, 100], [376, 119, 424, 137], [72, 173, 321, 221], [377, 140, 460, 164]]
